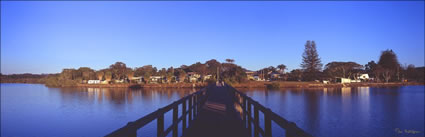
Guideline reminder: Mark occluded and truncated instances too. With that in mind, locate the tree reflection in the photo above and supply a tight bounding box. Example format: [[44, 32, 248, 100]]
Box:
[[48, 87, 198, 110]]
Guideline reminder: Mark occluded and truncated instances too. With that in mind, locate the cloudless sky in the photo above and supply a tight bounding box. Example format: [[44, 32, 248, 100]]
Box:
[[1, 1, 424, 74]]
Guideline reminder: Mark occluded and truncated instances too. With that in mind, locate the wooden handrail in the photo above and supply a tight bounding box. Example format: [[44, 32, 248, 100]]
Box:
[[226, 84, 313, 137], [105, 85, 210, 137]]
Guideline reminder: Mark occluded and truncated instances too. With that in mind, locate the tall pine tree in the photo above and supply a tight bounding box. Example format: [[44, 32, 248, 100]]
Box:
[[301, 40, 322, 81]]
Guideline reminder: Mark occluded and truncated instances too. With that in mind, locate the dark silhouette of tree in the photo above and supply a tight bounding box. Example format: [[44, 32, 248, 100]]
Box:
[[104, 70, 113, 82], [175, 68, 186, 82], [378, 49, 399, 82], [189, 62, 208, 82], [77, 67, 96, 80], [289, 69, 303, 81], [324, 62, 363, 79], [277, 64, 287, 73], [225, 59, 235, 64], [96, 71, 104, 80], [109, 62, 128, 80], [301, 40, 322, 81], [205, 59, 221, 80], [166, 67, 174, 83], [135, 65, 156, 83], [126, 68, 134, 83]]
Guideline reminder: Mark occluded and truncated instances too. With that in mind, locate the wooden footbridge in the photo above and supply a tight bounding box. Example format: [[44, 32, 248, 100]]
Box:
[[105, 83, 313, 137]]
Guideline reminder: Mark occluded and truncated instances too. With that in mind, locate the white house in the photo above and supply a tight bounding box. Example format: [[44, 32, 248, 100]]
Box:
[[88, 80, 101, 84], [203, 75, 213, 81], [187, 72, 200, 83], [357, 74, 370, 80], [131, 76, 143, 83], [336, 77, 351, 83], [150, 76, 163, 83], [254, 76, 265, 81]]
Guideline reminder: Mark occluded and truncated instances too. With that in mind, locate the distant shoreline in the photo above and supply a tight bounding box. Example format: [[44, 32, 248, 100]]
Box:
[[231, 81, 424, 89], [1, 81, 422, 89]]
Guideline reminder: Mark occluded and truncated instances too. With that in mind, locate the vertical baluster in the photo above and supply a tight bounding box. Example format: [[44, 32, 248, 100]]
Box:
[[193, 95, 197, 118], [264, 109, 272, 137], [254, 106, 259, 137], [173, 105, 178, 137], [242, 96, 247, 128], [157, 110, 164, 137], [182, 98, 187, 134], [124, 122, 137, 137], [189, 95, 192, 123], [247, 101, 252, 136]]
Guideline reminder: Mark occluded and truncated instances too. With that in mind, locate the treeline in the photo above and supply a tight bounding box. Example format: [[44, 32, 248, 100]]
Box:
[[42, 59, 248, 87], [249, 40, 424, 83], [0, 73, 49, 83], [2, 40, 423, 86]]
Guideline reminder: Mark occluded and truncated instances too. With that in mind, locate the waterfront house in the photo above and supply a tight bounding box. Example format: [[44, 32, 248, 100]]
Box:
[[101, 80, 109, 84], [245, 71, 255, 80], [187, 72, 200, 83], [357, 74, 370, 81], [130, 76, 143, 83], [336, 77, 351, 83], [150, 76, 163, 83], [88, 80, 101, 84], [203, 74, 213, 81], [115, 79, 124, 83], [254, 76, 265, 81], [270, 72, 281, 80]]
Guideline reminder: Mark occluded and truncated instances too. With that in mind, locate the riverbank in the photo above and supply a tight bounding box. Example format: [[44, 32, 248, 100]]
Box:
[[2, 81, 422, 89], [231, 81, 424, 89], [75, 83, 208, 88]]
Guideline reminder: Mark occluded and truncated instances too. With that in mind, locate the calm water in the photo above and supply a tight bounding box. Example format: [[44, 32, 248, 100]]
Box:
[[239, 86, 425, 137], [1, 84, 424, 137]]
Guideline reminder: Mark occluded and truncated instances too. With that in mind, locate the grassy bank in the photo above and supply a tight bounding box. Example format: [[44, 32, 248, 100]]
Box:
[[231, 81, 424, 89]]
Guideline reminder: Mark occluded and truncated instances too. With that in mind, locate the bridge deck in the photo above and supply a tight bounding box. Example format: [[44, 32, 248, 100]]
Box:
[[183, 85, 250, 137]]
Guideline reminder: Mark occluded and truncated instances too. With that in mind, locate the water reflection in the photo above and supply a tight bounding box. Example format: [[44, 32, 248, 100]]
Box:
[[238, 86, 423, 137], [1, 84, 423, 137], [48, 87, 198, 110]]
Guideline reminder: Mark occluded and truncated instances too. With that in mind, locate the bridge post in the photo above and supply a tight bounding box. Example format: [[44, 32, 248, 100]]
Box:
[[264, 109, 272, 137], [182, 98, 187, 134], [157, 110, 164, 137], [254, 106, 259, 137], [193, 95, 197, 118], [242, 96, 247, 128], [173, 105, 178, 137], [247, 101, 252, 136], [189, 95, 193, 123]]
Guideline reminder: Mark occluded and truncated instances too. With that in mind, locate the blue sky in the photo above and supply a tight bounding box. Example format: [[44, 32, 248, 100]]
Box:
[[1, 1, 424, 74]]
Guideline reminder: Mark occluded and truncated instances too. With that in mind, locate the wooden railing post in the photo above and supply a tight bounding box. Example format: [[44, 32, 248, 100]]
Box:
[[193, 95, 197, 118], [254, 106, 259, 137], [247, 101, 252, 136], [242, 96, 247, 128], [182, 98, 187, 134], [124, 122, 137, 137], [264, 109, 272, 137], [157, 110, 164, 137], [189, 95, 193, 123], [173, 105, 178, 137]]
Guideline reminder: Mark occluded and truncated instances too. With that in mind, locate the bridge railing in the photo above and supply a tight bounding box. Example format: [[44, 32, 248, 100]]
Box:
[[105, 86, 209, 137], [226, 84, 313, 137]]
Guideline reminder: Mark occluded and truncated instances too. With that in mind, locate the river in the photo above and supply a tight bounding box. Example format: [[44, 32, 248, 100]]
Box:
[[1, 84, 423, 137]]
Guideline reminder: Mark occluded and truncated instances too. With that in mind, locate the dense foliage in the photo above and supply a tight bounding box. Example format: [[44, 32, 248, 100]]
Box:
[[2, 41, 423, 86]]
